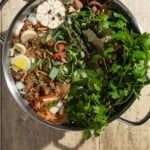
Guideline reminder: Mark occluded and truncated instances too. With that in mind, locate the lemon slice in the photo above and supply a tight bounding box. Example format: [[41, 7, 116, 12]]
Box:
[[11, 55, 31, 71], [21, 30, 38, 43], [14, 43, 26, 54]]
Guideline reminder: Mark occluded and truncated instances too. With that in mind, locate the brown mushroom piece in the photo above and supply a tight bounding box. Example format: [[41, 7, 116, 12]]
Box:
[[73, 0, 83, 10]]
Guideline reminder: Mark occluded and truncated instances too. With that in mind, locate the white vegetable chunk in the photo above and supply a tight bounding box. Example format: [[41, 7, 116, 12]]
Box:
[[57, 101, 63, 108], [59, 106, 64, 115], [50, 106, 59, 115], [16, 81, 25, 94], [36, 0, 66, 29]]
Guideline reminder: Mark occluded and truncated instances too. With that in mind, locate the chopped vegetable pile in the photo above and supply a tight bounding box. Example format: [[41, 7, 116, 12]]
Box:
[[9, 0, 150, 139]]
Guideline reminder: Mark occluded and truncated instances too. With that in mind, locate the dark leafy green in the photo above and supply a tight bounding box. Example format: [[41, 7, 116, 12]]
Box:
[[38, 6, 150, 139]]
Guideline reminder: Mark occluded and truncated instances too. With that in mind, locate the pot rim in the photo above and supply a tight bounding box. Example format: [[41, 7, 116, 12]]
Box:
[[2, 0, 143, 131]]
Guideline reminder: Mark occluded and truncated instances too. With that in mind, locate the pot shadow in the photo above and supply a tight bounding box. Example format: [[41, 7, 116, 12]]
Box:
[[1, 83, 85, 149], [24, 117, 85, 150], [1, 77, 86, 150]]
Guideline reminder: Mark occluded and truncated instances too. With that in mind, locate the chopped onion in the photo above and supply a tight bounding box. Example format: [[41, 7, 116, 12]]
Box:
[[16, 81, 25, 90], [49, 106, 59, 115], [57, 101, 63, 108], [16, 81, 25, 94], [30, 57, 35, 63], [59, 106, 64, 115]]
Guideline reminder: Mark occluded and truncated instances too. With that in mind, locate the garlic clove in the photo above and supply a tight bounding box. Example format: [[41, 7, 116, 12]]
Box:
[[37, 3, 48, 14], [53, 0, 64, 9], [47, 0, 55, 6], [36, 13, 45, 21], [40, 14, 49, 27], [48, 19, 59, 29]]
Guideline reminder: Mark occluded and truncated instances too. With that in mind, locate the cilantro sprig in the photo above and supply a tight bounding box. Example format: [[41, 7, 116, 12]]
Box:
[[63, 8, 150, 139], [39, 7, 150, 139]]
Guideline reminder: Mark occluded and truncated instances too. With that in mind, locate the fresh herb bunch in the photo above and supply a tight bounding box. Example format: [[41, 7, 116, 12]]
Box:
[[40, 8, 150, 139], [65, 9, 150, 138]]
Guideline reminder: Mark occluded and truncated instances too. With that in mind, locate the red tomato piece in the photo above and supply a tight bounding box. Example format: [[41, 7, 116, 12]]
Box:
[[56, 43, 66, 51]]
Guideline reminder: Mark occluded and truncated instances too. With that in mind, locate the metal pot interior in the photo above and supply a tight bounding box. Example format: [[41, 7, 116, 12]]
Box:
[[2, 0, 142, 131]]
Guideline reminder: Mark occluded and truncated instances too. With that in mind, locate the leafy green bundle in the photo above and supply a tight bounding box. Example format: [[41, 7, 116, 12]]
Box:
[[41, 7, 150, 138]]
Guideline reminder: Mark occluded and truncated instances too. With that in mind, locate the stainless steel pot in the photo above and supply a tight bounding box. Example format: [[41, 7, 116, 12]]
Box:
[[0, 0, 150, 131]]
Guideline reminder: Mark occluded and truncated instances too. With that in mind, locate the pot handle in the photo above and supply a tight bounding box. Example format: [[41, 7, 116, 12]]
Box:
[[118, 111, 150, 126], [0, 0, 8, 9]]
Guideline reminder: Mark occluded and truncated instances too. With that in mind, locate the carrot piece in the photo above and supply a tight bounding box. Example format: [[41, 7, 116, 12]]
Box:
[[39, 94, 58, 102]]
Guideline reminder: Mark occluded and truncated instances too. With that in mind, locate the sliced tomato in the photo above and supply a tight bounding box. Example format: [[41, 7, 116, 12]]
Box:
[[59, 52, 66, 58], [56, 43, 66, 51], [53, 53, 60, 60], [52, 52, 66, 60]]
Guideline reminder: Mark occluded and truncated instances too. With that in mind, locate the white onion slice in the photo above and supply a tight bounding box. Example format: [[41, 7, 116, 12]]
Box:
[[49, 106, 59, 115], [21, 30, 38, 43]]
